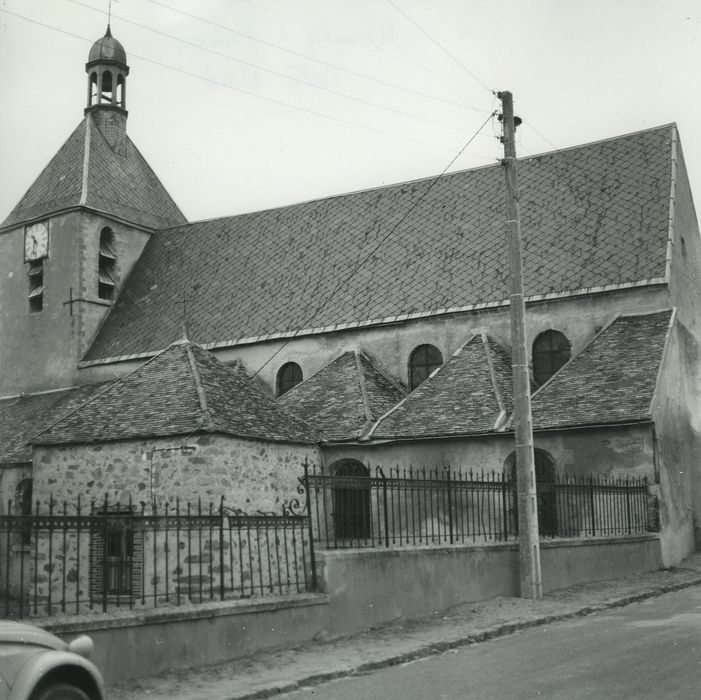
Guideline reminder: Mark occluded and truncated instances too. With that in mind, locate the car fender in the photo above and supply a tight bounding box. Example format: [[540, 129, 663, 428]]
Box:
[[8, 649, 104, 700]]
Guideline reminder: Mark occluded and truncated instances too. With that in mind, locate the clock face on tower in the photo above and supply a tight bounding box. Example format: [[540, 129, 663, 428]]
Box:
[[24, 221, 49, 261]]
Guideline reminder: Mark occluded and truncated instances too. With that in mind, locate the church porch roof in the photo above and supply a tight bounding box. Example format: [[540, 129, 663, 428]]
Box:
[[33, 340, 318, 447]]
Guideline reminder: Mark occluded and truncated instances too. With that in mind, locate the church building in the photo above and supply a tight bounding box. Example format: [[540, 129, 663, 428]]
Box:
[[1, 27, 700, 567]]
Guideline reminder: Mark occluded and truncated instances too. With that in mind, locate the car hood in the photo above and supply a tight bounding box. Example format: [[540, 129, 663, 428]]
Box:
[[0, 622, 66, 651]]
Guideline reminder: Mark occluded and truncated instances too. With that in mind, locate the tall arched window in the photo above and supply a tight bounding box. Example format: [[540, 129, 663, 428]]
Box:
[[331, 460, 371, 542], [532, 330, 571, 386], [409, 344, 443, 391], [276, 362, 303, 397], [98, 227, 116, 300], [506, 449, 558, 537]]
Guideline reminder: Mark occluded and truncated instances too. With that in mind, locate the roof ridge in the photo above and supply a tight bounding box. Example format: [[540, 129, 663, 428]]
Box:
[[185, 343, 215, 431], [80, 116, 91, 206], [663, 126, 678, 285], [126, 136, 188, 223], [480, 333, 507, 430], [354, 350, 374, 425], [163, 124, 676, 227], [357, 350, 408, 397], [649, 308, 677, 417]]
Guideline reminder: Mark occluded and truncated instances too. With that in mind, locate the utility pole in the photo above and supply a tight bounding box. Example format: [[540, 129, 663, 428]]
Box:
[[498, 90, 542, 600]]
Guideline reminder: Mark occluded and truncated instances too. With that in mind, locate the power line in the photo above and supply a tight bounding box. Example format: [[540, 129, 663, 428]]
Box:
[[249, 110, 499, 381], [67, 0, 489, 135], [144, 0, 482, 111], [244, 0, 469, 95], [522, 120, 559, 151], [339, 0, 478, 105], [385, 0, 494, 96], [1, 8, 489, 155]]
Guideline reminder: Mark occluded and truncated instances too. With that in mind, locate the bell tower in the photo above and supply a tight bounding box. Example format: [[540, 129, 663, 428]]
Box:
[[84, 25, 129, 155]]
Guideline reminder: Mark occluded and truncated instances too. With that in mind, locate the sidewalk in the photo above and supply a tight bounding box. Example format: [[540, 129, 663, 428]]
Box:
[[108, 554, 701, 700]]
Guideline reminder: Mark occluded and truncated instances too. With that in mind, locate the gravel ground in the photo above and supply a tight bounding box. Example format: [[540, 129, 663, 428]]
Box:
[[107, 553, 701, 700]]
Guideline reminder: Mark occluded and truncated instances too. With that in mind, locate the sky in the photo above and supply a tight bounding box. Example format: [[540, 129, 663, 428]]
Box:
[[1, 0, 700, 224]]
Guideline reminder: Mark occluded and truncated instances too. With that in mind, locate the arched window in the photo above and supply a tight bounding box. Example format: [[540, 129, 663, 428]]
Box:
[[331, 460, 371, 542], [408, 344, 443, 391], [532, 330, 571, 386], [101, 70, 113, 103], [90, 72, 99, 106], [98, 227, 116, 300], [276, 362, 303, 397], [116, 74, 125, 107], [506, 449, 558, 537]]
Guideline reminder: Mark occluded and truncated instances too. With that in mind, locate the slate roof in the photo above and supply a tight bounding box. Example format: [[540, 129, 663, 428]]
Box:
[[370, 334, 513, 439], [1, 116, 186, 231], [530, 309, 673, 430], [278, 351, 406, 441], [34, 341, 317, 446], [83, 124, 676, 363], [0, 382, 111, 465]]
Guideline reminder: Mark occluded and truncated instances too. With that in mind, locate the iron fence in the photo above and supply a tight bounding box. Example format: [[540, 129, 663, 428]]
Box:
[[300, 461, 655, 548], [0, 496, 314, 620]]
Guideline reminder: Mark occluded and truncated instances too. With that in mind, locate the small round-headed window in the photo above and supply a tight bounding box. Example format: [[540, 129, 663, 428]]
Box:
[[276, 362, 303, 397], [409, 344, 443, 391], [532, 330, 571, 386]]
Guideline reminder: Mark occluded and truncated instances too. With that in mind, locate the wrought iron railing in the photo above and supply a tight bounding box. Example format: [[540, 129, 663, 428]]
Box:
[[0, 496, 314, 620], [299, 461, 655, 549]]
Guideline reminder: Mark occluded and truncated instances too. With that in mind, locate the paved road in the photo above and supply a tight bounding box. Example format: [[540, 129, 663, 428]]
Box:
[[276, 586, 701, 699]]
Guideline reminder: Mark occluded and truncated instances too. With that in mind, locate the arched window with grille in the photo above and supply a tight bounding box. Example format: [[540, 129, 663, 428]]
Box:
[[532, 330, 571, 386], [98, 227, 116, 300], [276, 362, 303, 397], [506, 449, 558, 537], [408, 344, 443, 391], [331, 460, 371, 541]]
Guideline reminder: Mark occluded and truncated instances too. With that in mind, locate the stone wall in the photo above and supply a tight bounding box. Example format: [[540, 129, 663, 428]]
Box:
[[32, 433, 319, 512]]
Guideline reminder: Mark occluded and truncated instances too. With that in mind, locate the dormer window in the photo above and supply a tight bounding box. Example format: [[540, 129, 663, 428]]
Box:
[[98, 227, 117, 300]]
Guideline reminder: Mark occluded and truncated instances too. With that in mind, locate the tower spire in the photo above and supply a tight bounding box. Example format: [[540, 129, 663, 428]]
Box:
[[85, 24, 129, 154]]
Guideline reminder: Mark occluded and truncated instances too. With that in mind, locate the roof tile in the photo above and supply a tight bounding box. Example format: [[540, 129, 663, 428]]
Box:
[[34, 341, 317, 445], [84, 125, 675, 361]]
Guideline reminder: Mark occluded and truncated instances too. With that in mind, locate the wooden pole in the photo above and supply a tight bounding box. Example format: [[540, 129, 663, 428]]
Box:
[[498, 90, 542, 600]]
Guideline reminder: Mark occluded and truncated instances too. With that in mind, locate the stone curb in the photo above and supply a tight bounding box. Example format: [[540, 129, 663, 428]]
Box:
[[225, 576, 701, 700]]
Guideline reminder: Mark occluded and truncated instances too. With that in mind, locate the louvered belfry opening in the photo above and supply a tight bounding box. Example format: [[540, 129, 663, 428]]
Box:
[[98, 227, 116, 300]]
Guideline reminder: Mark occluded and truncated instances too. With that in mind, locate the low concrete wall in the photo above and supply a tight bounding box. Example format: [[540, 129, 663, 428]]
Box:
[[540, 536, 663, 592], [44, 535, 661, 685], [44, 595, 333, 685]]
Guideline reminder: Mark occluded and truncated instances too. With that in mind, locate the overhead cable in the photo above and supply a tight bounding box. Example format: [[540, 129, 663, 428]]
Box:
[[144, 0, 480, 111], [249, 110, 499, 380], [385, 0, 494, 95], [67, 0, 489, 134]]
